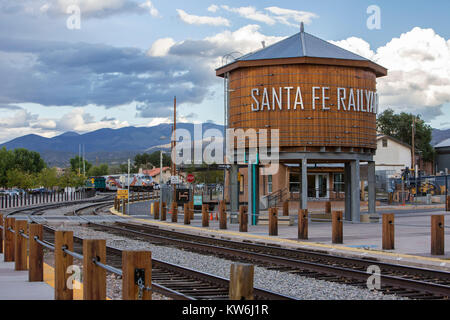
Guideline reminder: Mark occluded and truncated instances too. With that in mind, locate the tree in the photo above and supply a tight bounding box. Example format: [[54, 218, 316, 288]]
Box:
[[134, 152, 171, 170], [69, 156, 92, 175], [377, 108, 435, 162], [0, 147, 46, 188], [88, 164, 109, 177], [6, 169, 37, 190], [38, 168, 59, 189], [58, 171, 85, 188]]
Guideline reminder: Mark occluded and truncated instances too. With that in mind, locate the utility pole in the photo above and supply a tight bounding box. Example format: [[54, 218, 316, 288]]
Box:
[[82, 144, 86, 176], [412, 115, 416, 175], [127, 158, 130, 214], [172, 96, 177, 203]]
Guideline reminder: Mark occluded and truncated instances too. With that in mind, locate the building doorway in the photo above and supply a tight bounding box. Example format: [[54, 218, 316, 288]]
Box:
[[308, 174, 329, 199]]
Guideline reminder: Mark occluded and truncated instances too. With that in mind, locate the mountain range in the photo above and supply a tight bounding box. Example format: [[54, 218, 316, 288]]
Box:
[[1, 125, 449, 168], [0, 123, 224, 167]]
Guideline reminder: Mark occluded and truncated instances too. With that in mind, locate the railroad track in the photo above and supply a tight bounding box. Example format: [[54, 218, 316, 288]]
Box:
[[9, 200, 293, 300], [78, 205, 450, 300]]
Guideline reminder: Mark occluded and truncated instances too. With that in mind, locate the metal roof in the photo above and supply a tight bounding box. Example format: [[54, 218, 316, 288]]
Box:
[[435, 138, 450, 148], [237, 31, 369, 62]]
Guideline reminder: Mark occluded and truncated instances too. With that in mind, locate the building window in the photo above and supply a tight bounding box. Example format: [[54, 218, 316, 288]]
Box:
[[268, 175, 273, 194], [289, 173, 300, 193], [382, 139, 388, 148], [333, 174, 344, 192]]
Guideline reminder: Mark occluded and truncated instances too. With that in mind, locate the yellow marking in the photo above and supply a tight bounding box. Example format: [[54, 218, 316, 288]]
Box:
[[109, 207, 450, 264]]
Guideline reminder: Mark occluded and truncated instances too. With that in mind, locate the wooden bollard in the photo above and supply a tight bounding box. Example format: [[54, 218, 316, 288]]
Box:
[[298, 209, 308, 240], [14, 220, 28, 271], [229, 263, 254, 300], [184, 203, 190, 225], [446, 196, 450, 212], [202, 204, 209, 227], [154, 201, 160, 220], [283, 201, 289, 216], [332, 211, 343, 244], [4, 217, 15, 262], [161, 202, 167, 221], [190, 201, 194, 219], [239, 206, 248, 232], [219, 201, 227, 230], [83, 239, 106, 300], [122, 251, 152, 300], [269, 208, 278, 236], [55, 231, 74, 300], [431, 215, 445, 255], [122, 199, 126, 215], [29, 224, 43, 282], [325, 201, 331, 214], [171, 202, 178, 223], [382, 214, 395, 250], [0, 214, 3, 254]]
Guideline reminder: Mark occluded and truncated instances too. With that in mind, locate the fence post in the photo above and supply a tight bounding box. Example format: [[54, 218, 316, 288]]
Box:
[[0, 214, 3, 253], [431, 215, 445, 255], [382, 214, 395, 250], [29, 224, 43, 282], [332, 211, 343, 244], [269, 208, 278, 236], [239, 206, 248, 232], [325, 201, 332, 215], [184, 203, 190, 225], [154, 201, 160, 220], [283, 200, 289, 216], [298, 209, 308, 240], [122, 251, 152, 300], [202, 204, 209, 227], [161, 202, 167, 221], [229, 263, 254, 300], [14, 220, 28, 271], [219, 200, 227, 230], [83, 239, 106, 300], [55, 230, 74, 300], [171, 202, 178, 222], [4, 217, 15, 262]]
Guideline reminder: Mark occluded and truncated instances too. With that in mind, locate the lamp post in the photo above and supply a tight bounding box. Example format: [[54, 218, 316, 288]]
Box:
[[127, 158, 130, 214], [160, 150, 164, 211]]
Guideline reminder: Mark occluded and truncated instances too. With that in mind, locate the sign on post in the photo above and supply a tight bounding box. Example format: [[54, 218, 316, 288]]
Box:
[[117, 189, 129, 200], [171, 176, 180, 185], [176, 189, 190, 204], [194, 195, 202, 206], [187, 174, 195, 184]]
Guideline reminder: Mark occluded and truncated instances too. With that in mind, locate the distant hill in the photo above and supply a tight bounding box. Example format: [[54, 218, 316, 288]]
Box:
[[432, 128, 450, 146], [0, 123, 224, 167]]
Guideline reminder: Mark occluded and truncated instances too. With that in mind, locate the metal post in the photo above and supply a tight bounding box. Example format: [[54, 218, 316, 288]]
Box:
[[350, 160, 361, 222], [368, 161, 376, 215], [301, 158, 308, 210]]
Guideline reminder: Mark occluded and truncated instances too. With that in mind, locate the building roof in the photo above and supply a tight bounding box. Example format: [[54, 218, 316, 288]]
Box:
[[377, 134, 412, 150], [435, 138, 450, 148], [238, 31, 368, 62], [216, 27, 387, 77], [142, 167, 170, 177]]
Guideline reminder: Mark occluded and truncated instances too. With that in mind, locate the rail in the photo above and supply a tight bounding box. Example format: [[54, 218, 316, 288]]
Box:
[[0, 214, 277, 301]]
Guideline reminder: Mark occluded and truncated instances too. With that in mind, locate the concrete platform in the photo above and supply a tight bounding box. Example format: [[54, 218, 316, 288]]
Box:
[[113, 202, 450, 272], [0, 254, 54, 300]]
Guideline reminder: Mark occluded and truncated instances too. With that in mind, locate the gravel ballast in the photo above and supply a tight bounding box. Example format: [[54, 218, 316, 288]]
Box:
[[52, 223, 407, 300]]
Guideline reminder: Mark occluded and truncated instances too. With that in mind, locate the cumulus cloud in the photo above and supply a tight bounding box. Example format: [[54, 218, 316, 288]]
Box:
[[216, 5, 318, 27], [265, 6, 318, 26], [221, 5, 275, 25], [0, 109, 38, 128], [176, 9, 230, 26], [0, 0, 155, 18], [207, 4, 219, 13], [148, 37, 176, 57], [332, 27, 450, 120]]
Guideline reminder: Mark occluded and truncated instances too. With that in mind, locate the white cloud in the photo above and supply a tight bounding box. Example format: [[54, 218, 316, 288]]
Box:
[[221, 5, 275, 25], [139, 0, 159, 17], [207, 4, 219, 13], [0, 109, 37, 128], [146, 117, 171, 127], [148, 37, 176, 57], [56, 108, 129, 132], [265, 6, 318, 26], [332, 27, 450, 118], [176, 9, 230, 26]]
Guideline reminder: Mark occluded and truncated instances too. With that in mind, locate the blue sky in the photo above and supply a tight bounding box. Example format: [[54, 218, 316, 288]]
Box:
[[0, 0, 449, 143]]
